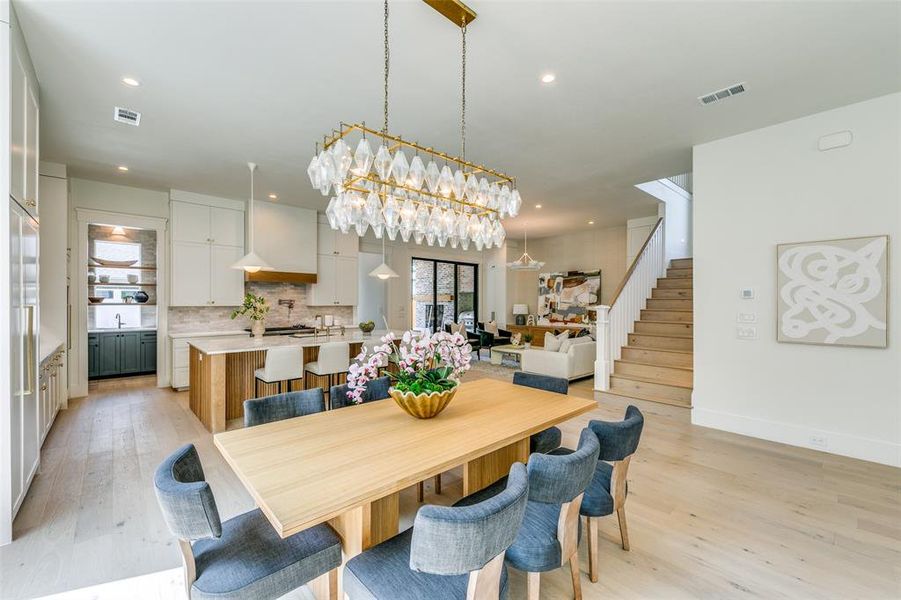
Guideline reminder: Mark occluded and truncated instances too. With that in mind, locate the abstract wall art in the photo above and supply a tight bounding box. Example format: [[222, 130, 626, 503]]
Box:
[[537, 270, 601, 324], [777, 235, 888, 348]]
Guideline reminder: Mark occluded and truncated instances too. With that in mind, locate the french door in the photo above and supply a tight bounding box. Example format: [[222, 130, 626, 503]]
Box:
[[411, 258, 478, 334]]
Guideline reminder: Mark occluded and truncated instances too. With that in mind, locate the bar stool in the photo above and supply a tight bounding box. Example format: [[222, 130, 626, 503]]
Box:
[[254, 347, 304, 397], [304, 342, 351, 408]]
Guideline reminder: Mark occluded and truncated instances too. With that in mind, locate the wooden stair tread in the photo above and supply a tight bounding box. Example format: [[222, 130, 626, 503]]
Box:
[[616, 359, 693, 372], [643, 308, 693, 312], [637, 320, 693, 325], [602, 389, 692, 409], [623, 346, 692, 355], [610, 372, 694, 390], [631, 331, 692, 339]]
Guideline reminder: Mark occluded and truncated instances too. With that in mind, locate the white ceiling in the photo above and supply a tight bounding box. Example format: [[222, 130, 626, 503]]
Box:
[[16, 0, 901, 238]]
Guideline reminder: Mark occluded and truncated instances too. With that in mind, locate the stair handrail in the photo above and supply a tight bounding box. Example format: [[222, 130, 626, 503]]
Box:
[[593, 218, 666, 391]]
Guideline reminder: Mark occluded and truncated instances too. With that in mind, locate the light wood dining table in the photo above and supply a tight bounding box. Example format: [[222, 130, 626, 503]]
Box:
[[213, 378, 595, 597]]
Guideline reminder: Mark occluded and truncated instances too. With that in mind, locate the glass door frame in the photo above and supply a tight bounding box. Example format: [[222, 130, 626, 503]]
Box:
[[411, 257, 479, 333]]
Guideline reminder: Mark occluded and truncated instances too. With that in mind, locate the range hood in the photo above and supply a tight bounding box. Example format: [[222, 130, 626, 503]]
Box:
[[244, 271, 317, 284]]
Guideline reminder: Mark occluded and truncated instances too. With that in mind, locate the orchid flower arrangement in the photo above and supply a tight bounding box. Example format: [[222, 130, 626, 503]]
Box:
[[346, 329, 473, 404]]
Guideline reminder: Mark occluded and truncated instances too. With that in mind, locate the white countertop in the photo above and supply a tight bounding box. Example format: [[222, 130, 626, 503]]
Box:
[[39, 336, 64, 361], [89, 327, 157, 334], [187, 330, 394, 355], [169, 330, 248, 340]]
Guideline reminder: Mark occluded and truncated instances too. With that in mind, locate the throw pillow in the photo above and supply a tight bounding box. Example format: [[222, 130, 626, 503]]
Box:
[[449, 322, 465, 335], [484, 321, 499, 335], [544, 331, 563, 352]]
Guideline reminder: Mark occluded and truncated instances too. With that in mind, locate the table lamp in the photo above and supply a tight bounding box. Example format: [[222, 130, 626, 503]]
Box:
[[513, 304, 529, 326]]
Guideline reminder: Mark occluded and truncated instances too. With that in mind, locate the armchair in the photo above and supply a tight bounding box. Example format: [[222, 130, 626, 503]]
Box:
[[476, 321, 512, 355], [444, 323, 482, 360]]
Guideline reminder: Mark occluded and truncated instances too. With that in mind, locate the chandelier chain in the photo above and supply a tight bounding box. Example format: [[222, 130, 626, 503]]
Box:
[[461, 15, 467, 162], [383, 0, 389, 135]]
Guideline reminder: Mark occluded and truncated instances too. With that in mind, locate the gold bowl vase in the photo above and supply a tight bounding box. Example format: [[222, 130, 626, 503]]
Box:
[[389, 386, 458, 419]]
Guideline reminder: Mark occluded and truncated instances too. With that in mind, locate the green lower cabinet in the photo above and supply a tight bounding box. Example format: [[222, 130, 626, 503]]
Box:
[[89, 331, 158, 379]]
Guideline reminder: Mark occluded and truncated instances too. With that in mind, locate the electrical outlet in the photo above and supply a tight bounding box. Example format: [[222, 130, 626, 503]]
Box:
[[737, 312, 758, 323], [809, 434, 828, 449], [736, 326, 758, 340]]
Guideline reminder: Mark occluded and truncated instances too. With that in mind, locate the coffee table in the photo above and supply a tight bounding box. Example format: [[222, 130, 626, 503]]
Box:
[[490, 344, 526, 366]]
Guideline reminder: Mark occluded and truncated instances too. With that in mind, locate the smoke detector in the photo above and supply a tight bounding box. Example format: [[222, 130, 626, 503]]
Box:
[[698, 82, 746, 106], [113, 106, 141, 126]]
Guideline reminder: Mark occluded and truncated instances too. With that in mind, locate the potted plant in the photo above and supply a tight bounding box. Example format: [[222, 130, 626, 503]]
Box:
[[230, 293, 270, 338], [358, 320, 376, 336], [347, 330, 472, 418], [523, 333, 534, 349]]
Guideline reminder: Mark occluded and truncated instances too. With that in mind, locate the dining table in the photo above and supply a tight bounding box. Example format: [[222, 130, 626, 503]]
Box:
[[213, 377, 595, 597]]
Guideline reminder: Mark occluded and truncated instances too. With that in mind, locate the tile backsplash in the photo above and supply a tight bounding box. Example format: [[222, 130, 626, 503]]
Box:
[[168, 282, 354, 334]]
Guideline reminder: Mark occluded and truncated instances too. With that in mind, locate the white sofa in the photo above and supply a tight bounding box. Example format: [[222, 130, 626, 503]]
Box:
[[520, 337, 595, 381]]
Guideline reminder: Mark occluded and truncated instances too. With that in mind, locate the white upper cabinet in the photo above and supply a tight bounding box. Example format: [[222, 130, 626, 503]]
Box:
[[255, 202, 317, 272], [335, 256, 359, 305], [317, 221, 358, 257], [9, 17, 39, 219], [170, 192, 246, 306]]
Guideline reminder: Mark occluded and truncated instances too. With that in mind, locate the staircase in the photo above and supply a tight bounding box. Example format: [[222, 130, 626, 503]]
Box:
[[608, 258, 693, 407]]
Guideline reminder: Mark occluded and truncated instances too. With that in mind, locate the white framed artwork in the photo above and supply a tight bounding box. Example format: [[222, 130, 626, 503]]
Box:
[[776, 235, 889, 348]]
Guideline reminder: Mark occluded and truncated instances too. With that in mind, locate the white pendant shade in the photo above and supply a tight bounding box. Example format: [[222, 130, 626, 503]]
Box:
[[369, 262, 399, 280], [232, 162, 274, 272], [232, 250, 272, 273]]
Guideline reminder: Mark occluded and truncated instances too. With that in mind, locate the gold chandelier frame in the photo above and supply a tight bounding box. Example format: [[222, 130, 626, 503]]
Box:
[[321, 122, 514, 217]]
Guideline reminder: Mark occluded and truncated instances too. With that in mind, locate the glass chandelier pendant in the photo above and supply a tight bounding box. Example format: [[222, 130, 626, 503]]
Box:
[[306, 0, 519, 249]]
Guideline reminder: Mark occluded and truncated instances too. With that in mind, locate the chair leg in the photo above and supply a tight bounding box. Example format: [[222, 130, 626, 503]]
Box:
[[417, 481, 424, 503], [527, 572, 540, 600], [587, 516, 599, 583], [569, 554, 582, 600], [308, 567, 338, 600], [434, 473, 442, 495], [617, 507, 630, 551]]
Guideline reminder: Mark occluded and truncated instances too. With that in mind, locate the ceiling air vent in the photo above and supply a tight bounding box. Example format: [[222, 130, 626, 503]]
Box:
[[698, 82, 746, 106], [113, 106, 141, 126]]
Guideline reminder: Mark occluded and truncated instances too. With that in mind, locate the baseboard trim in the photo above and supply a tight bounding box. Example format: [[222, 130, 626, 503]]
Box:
[[692, 407, 901, 467]]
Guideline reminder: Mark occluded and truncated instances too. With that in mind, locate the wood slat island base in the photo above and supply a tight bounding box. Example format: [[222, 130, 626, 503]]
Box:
[[188, 337, 364, 433]]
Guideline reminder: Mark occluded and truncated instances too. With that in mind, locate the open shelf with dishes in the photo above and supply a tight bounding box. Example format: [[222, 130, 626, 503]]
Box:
[[88, 265, 157, 271]]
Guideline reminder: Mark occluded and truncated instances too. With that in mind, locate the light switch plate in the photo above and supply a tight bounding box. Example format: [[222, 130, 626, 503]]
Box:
[[737, 312, 758, 323], [736, 326, 758, 340]]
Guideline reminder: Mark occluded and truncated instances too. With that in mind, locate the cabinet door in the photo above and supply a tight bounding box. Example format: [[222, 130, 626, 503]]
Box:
[[171, 202, 211, 243], [317, 222, 336, 255], [171, 241, 211, 306], [24, 85, 39, 217], [88, 334, 100, 378], [310, 255, 336, 305], [141, 334, 157, 372], [119, 332, 141, 374], [335, 256, 359, 305], [10, 52, 26, 207], [335, 231, 359, 257], [98, 333, 120, 376], [210, 207, 244, 248], [210, 245, 245, 306]]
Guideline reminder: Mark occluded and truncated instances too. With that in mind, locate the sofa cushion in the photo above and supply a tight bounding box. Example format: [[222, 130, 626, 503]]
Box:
[[560, 336, 593, 353], [544, 330, 570, 352]]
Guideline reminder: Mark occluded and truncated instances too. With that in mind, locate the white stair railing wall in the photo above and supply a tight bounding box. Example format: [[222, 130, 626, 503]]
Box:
[[594, 218, 666, 390]]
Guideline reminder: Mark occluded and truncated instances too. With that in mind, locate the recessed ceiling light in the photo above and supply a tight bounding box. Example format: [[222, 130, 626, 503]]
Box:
[[540, 73, 556, 84], [121, 77, 141, 87], [588, 220, 594, 225], [535, 204, 542, 209], [117, 165, 129, 172], [268, 193, 278, 200]]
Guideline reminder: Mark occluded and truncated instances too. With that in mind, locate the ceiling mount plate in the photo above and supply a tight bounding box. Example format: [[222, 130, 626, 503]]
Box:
[[423, 0, 477, 27]]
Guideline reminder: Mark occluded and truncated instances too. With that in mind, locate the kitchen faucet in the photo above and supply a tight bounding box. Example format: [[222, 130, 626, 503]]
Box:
[[115, 313, 125, 329]]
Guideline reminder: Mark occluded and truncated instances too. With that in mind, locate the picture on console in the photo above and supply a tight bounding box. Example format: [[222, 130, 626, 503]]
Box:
[[537, 270, 601, 324]]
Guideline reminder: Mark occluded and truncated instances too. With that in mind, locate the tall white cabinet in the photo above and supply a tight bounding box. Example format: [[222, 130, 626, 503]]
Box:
[[170, 191, 245, 306], [311, 220, 359, 306]]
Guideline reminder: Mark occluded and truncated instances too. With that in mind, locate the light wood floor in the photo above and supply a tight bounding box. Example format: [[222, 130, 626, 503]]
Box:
[[2, 369, 899, 599]]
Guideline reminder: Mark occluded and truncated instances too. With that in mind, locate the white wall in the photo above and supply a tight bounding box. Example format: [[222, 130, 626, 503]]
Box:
[[692, 93, 900, 467], [635, 179, 692, 261]]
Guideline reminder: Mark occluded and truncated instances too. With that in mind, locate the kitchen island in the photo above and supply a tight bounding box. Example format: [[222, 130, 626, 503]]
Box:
[[188, 331, 387, 432]]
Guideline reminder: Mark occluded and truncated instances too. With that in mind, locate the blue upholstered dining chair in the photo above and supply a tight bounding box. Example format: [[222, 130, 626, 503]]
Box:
[[153, 444, 342, 600], [455, 428, 601, 599], [512, 371, 567, 454], [329, 375, 391, 409], [331, 375, 442, 501], [552, 405, 644, 583], [344, 463, 530, 600], [242, 388, 326, 428]]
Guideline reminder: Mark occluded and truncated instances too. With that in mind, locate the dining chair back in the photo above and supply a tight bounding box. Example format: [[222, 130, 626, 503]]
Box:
[[243, 388, 326, 427], [512, 371, 567, 453], [329, 376, 391, 410], [154, 443, 222, 541]]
